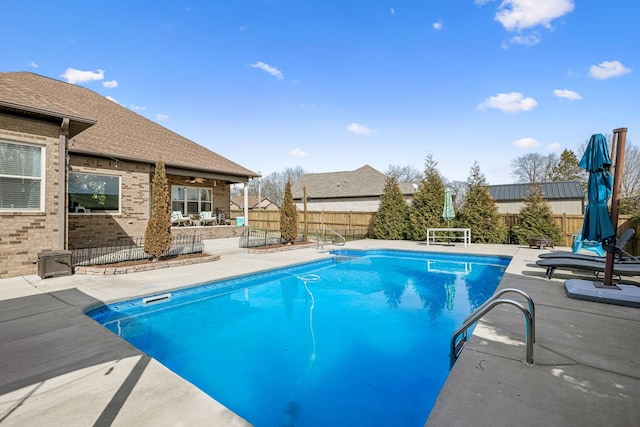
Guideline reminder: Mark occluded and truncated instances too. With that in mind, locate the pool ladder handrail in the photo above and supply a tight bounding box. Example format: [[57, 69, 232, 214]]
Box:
[[316, 225, 346, 249], [450, 288, 535, 368]]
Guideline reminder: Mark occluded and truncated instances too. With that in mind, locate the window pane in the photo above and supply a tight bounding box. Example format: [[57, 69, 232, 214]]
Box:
[[0, 177, 41, 209], [0, 142, 41, 177], [172, 186, 184, 200], [187, 202, 198, 214], [68, 173, 120, 213], [187, 188, 198, 201], [172, 201, 184, 213], [200, 189, 211, 202], [200, 201, 212, 212]]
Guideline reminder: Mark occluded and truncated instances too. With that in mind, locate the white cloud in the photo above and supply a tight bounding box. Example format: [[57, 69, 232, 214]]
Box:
[[553, 89, 582, 100], [105, 96, 120, 104], [477, 92, 538, 113], [508, 33, 540, 46], [513, 137, 540, 148], [588, 60, 631, 80], [156, 114, 169, 121], [346, 122, 373, 135], [433, 21, 443, 30], [390, 8, 395, 15], [289, 147, 309, 158], [29, 61, 39, 68], [103, 80, 118, 88], [250, 61, 284, 80], [130, 104, 146, 111], [494, 0, 575, 32], [60, 68, 105, 84], [547, 142, 562, 151]]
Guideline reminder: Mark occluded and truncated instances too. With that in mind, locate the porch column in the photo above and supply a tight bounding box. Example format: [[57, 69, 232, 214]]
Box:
[[243, 183, 249, 226]]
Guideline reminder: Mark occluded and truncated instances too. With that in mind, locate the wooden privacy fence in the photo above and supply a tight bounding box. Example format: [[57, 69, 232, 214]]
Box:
[[232, 210, 637, 253]]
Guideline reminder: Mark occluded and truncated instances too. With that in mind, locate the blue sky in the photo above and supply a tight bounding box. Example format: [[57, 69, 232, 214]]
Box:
[[3, 0, 637, 184]]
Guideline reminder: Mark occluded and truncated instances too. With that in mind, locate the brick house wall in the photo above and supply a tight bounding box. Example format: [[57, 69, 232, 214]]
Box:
[[67, 155, 152, 248], [0, 114, 62, 278]]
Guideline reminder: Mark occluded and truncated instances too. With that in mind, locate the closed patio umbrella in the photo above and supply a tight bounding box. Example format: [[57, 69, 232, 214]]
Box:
[[442, 188, 455, 228], [579, 134, 615, 244]]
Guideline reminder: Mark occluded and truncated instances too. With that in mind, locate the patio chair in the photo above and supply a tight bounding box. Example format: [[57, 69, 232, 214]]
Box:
[[171, 211, 190, 226], [217, 212, 225, 225], [199, 211, 215, 226]]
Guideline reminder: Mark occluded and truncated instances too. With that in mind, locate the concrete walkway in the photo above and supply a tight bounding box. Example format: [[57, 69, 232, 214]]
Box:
[[0, 239, 638, 426]]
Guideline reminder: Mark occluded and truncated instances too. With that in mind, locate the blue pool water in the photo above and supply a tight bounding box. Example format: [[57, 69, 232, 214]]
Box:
[[88, 249, 510, 426]]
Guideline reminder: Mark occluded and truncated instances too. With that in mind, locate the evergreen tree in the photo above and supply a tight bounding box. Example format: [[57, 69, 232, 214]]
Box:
[[144, 160, 172, 260], [511, 184, 562, 244], [458, 162, 507, 243], [551, 149, 583, 182], [280, 179, 298, 243], [408, 154, 446, 240], [371, 176, 408, 240]]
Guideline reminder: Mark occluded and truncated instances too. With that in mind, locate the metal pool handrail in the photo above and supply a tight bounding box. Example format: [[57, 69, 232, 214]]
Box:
[[450, 288, 535, 368]]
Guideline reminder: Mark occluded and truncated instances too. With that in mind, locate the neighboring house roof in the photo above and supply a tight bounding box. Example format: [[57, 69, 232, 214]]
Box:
[[230, 195, 278, 209], [0, 72, 256, 180], [292, 165, 416, 199], [488, 181, 584, 201]]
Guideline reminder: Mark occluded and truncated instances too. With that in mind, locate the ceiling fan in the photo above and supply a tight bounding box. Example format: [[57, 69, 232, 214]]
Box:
[[185, 177, 205, 184]]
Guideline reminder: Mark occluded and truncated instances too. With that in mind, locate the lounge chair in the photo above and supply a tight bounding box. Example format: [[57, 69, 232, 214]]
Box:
[[199, 211, 215, 226], [536, 229, 638, 279], [538, 229, 636, 262], [171, 211, 190, 226]]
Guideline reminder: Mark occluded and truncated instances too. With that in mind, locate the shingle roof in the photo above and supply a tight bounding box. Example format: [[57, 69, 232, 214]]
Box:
[[291, 165, 416, 199], [488, 181, 584, 201], [0, 72, 256, 179]]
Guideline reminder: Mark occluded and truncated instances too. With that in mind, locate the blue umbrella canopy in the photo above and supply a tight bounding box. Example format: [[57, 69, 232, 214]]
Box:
[[579, 134, 616, 243], [443, 188, 455, 226]]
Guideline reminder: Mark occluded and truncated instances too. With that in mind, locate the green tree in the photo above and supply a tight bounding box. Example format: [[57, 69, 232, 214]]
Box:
[[371, 176, 408, 240], [458, 162, 507, 243], [511, 184, 563, 244], [551, 149, 583, 182], [280, 179, 298, 243], [144, 160, 172, 260], [408, 154, 446, 240]]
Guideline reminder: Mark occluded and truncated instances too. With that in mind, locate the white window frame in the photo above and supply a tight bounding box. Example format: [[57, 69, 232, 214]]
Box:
[[171, 185, 213, 215], [0, 140, 45, 212], [68, 172, 122, 215]]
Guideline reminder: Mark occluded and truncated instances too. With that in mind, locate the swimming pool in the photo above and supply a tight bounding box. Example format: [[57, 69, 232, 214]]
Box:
[[88, 249, 510, 426]]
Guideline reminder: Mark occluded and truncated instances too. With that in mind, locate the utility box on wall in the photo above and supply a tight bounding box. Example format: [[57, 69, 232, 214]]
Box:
[[37, 250, 72, 279]]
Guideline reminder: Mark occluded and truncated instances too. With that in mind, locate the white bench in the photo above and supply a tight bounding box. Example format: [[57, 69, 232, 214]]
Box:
[[426, 228, 471, 247]]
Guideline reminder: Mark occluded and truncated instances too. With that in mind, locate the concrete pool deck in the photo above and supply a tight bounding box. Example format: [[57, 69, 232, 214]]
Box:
[[0, 239, 638, 426]]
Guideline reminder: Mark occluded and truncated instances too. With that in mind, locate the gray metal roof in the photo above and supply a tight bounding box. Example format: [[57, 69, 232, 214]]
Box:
[[488, 181, 584, 201]]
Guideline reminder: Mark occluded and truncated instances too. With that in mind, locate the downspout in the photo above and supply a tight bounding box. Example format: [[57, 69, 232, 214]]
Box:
[[58, 118, 70, 250]]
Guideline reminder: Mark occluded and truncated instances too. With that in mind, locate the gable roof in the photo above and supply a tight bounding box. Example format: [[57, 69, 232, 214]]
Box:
[[291, 165, 416, 199], [0, 72, 256, 180], [488, 181, 584, 201], [230, 195, 277, 209]]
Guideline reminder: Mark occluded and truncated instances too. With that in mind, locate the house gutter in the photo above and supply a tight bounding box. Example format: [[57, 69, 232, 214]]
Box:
[[59, 118, 69, 250]]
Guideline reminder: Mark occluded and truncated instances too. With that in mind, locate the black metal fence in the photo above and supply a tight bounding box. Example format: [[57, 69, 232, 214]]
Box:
[[71, 234, 203, 267], [239, 228, 305, 248]]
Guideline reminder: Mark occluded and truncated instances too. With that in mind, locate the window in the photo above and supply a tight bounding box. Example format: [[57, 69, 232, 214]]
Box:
[[0, 141, 44, 210], [171, 186, 212, 215], [68, 172, 121, 214]]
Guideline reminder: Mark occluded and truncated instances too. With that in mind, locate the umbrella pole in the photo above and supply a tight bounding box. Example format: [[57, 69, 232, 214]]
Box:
[[603, 128, 627, 287]]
